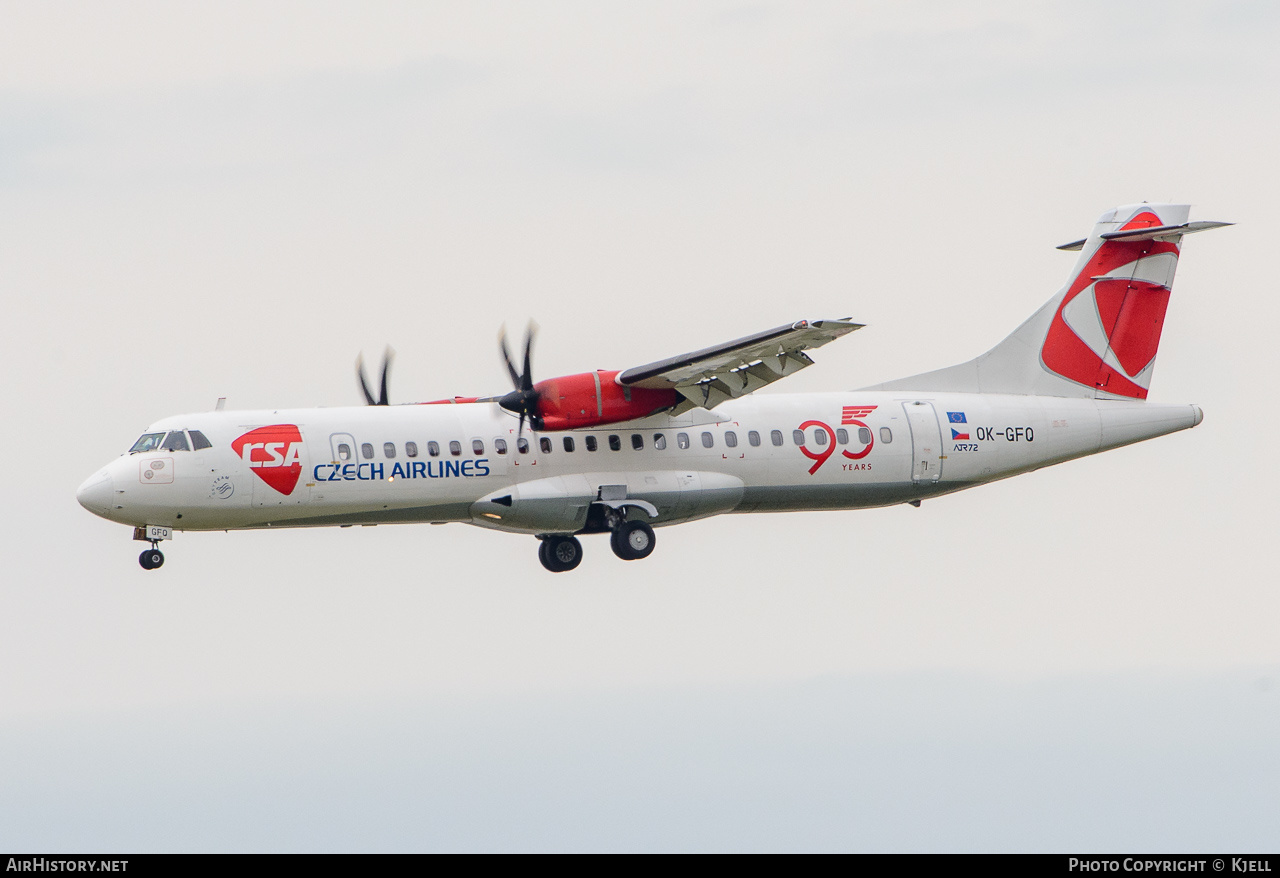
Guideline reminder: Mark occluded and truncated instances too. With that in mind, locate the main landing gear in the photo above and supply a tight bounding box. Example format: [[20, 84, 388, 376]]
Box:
[[536, 520, 657, 572], [538, 535, 583, 573], [610, 520, 655, 561]]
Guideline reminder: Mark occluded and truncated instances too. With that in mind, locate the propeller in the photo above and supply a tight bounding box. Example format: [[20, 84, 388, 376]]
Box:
[[498, 323, 542, 434], [356, 347, 395, 406]]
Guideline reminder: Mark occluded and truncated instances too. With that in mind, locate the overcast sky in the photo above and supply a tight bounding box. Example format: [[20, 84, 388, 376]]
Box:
[[2, 0, 1277, 852]]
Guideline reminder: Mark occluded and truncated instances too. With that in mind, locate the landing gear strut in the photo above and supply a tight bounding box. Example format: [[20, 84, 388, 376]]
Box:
[[133, 525, 172, 571], [139, 544, 165, 570], [610, 520, 655, 561], [538, 535, 583, 573]]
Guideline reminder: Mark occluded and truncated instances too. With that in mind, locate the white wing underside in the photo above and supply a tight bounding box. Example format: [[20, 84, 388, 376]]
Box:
[[617, 319, 863, 413]]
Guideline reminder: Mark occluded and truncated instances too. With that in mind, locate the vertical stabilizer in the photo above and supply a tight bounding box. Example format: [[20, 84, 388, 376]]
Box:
[[870, 204, 1228, 399]]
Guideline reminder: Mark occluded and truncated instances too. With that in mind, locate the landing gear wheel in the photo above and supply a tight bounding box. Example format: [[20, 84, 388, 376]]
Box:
[[610, 521, 655, 561], [538, 535, 583, 573], [139, 548, 164, 570]]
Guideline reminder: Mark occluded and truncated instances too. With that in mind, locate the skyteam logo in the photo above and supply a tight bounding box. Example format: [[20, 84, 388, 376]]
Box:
[[232, 425, 303, 496]]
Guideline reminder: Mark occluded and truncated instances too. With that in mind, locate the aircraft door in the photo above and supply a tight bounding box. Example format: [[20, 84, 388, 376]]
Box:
[[902, 401, 943, 483], [330, 433, 358, 470]]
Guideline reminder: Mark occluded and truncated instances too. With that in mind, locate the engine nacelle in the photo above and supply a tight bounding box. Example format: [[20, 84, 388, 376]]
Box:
[[533, 370, 678, 431]]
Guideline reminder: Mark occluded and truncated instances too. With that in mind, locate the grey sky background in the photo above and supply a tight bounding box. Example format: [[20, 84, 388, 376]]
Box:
[[2, 1, 1277, 852]]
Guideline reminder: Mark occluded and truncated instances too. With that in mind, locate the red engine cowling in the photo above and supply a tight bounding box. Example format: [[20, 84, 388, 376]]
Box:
[[534, 371, 678, 430]]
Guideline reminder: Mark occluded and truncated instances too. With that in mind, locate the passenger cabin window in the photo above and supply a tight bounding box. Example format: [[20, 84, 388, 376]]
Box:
[[384, 442, 396, 459], [880, 427, 893, 443], [406, 441, 418, 458], [677, 432, 690, 449], [701, 432, 714, 448], [585, 436, 598, 452], [130, 433, 166, 454], [653, 433, 667, 450], [608, 434, 621, 451], [190, 430, 213, 450], [361, 443, 374, 460], [517, 437, 530, 454], [161, 431, 190, 452], [449, 440, 462, 456], [540, 437, 552, 454], [724, 431, 738, 448], [337, 443, 352, 461], [814, 428, 827, 446], [428, 441, 440, 457], [495, 439, 508, 455], [792, 430, 805, 445], [859, 427, 873, 445], [472, 439, 485, 455], [836, 428, 849, 444], [563, 436, 575, 452], [631, 434, 643, 450], [748, 431, 760, 447], [771, 430, 784, 447]]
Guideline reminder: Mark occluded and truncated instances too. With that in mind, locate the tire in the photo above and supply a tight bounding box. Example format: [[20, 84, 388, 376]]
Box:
[[139, 549, 164, 570], [539, 535, 583, 572], [610, 521, 655, 561]]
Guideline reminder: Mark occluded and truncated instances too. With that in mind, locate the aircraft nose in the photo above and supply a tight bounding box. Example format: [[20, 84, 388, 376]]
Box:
[[76, 470, 114, 516]]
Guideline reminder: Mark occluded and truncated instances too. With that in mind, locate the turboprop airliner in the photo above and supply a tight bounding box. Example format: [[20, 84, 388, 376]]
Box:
[[77, 203, 1226, 572]]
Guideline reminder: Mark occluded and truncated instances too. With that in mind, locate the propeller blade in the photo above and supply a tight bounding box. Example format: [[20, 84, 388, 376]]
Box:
[[521, 323, 535, 392], [356, 347, 395, 406], [498, 327, 522, 389], [378, 346, 394, 406], [356, 354, 377, 406]]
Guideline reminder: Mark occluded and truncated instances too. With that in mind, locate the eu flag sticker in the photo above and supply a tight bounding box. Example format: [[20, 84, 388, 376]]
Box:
[[947, 411, 967, 424]]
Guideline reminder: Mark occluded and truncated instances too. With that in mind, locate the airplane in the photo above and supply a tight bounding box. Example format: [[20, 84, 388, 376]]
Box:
[[77, 203, 1227, 572]]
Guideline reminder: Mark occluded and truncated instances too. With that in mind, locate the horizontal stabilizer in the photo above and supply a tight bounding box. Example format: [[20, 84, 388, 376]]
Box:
[[1100, 220, 1232, 243], [1059, 219, 1230, 250]]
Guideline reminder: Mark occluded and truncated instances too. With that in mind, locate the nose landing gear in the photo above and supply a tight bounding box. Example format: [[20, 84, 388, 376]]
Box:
[[133, 525, 172, 571], [139, 545, 165, 570]]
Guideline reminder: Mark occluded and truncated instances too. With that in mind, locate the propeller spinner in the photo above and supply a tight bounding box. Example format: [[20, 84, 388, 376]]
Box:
[[498, 324, 542, 434]]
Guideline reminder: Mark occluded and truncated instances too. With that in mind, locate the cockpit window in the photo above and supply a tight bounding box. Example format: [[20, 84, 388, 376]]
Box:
[[189, 430, 213, 450], [129, 433, 165, 454], [161, 431, 190, 452]]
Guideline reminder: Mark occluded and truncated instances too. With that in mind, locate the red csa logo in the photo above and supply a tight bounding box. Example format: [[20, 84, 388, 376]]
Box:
[[1041, 211, 1177, 400], [232, 425, 303, 495]]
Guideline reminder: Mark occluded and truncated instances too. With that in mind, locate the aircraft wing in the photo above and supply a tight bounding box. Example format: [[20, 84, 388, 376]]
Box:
[[617, 318, 863, 411]]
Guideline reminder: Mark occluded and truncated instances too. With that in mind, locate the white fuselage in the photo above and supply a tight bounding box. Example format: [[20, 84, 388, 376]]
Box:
[[76, 392, 1202, 537]]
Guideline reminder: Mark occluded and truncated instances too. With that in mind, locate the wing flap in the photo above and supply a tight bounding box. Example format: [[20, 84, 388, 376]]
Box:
[[618, 318, 862, 409]]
